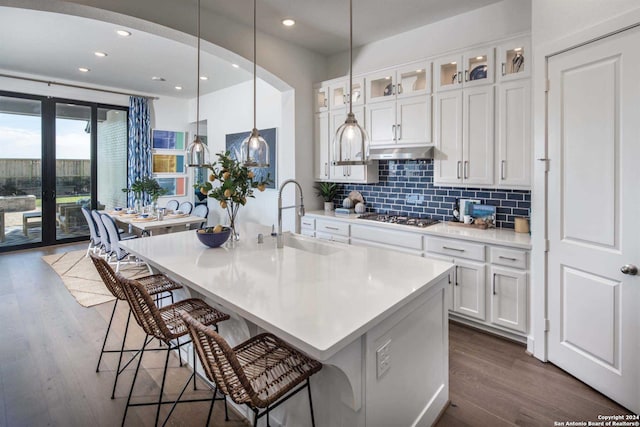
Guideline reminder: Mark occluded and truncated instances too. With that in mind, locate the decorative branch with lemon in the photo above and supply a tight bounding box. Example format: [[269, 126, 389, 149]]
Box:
[[194, 151, 272, 234]]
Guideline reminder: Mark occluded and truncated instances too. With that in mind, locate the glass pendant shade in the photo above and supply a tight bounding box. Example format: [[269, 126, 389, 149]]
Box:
[[186, 135, 209, 167], [333, 112, 369, 166], [240, 128, 269, 167]]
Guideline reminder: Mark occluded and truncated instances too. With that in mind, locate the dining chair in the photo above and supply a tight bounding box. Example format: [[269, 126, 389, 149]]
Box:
[[178, 201, 193, 214], [82, 207, 101, 257], [118, 274, 230, 427], [191, 204, 209, 229], [100, 213, 149, 274], [89, 253, 183, 399], [92, 209, 111, 256], [165, 199, 179, 211], [179, 312, 322, 427]]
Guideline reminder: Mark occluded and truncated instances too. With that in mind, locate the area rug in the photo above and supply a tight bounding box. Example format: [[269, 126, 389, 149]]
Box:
[[42, 249, 150, 307]]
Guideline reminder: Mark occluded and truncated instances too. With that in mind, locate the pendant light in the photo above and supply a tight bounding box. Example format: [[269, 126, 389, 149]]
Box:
[[240, 0, 270, 168], [333, 0, 370, 166], [186, 0, 210, 167]]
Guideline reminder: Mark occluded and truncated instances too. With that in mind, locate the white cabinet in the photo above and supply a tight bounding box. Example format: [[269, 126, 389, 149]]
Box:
[[314, 84, 329, 112], [497, 80, 531, 189], [330, 77, 364, 109], [365, 62, 430, 103], [434, 86, 494, 186], [314, 112, 330, 180], [454, 260, 487, 321], [434, 47, 495, 92], [350, 223, 423, 256], [329, 106, 379, 183], [490, 266, 527, 333], [315, 218, 349, 243], [301, 217, 315, 237], [366, 96, 431, 147], [496, 37, 530, 82]]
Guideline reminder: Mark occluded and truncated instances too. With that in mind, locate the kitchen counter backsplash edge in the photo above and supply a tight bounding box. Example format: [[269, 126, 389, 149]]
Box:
[[304, 210, 532, 250]]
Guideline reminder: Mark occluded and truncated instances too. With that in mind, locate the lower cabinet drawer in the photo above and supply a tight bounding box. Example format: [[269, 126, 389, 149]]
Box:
[[426, 237, 485, 262], [316, 231, 349, 244], [350, 224, 423, 251], [301, 216, 315, 230], [300, 228, 315, 238], [490, 246, 527, 269], [316, 219, 349, 236]]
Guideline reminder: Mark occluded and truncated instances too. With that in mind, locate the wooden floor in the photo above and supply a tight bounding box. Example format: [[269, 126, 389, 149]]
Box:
[[0, 243, 632, 426]]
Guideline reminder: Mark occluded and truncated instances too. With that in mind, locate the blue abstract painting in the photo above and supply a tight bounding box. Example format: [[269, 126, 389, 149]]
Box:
[[225, 128, 276, 189]]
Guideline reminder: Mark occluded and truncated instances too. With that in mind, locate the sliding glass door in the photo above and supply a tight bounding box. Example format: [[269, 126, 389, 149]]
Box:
[[0, 91, 127, 252]]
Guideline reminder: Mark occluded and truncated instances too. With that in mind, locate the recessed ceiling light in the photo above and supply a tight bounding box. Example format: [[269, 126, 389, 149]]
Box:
[[514, 47, 523, 52], [282, 18, 295, 27], [175, 85, 183, 90], [78, 67, 90, 72], [385, 76, 391, 80], [200, 76, 208, 81], [94, 51, 108, 57], [152, 76, 166, 81], [231, 63, 239, 68], [416, 69, 423, 73], [116, 29, 131, 37], [450, 62, 457, 65], [476, 56, 484, 60]]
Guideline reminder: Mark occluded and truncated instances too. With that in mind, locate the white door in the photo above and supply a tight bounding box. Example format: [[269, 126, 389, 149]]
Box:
[[490, 266, 527, 333], [453, 260, 486, 321], [314, 112, 329, 180], [463, 85, 494, 186], [434, 90, 463, 185], [396, 96, 431, 145], [366, 101, 396, 146], [548, 28, 640, 413]]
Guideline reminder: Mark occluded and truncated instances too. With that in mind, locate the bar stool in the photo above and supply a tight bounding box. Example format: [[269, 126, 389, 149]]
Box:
[[118, 274, 230, 427], [89, 253, 183, 399], [179, 312, 323, 427]]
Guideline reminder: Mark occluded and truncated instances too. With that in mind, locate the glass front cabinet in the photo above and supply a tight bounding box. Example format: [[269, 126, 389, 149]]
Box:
[[496, 37, 530, 82], [434, 47, 495, 92]]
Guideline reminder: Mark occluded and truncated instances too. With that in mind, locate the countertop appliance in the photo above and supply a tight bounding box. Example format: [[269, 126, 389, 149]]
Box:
[[358, 213, 439, 228]]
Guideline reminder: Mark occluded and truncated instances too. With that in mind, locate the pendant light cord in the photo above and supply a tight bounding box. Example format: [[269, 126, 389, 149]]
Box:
[[253, 0, 257, 130], [349, 0, 353, 115], [196, 0, 201, 139]]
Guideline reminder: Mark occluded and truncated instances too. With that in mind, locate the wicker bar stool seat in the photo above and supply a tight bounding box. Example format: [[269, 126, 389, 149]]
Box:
[[89, 253, 183, 399], [180, 312, 323, 427], [118, 274, 230, 427]]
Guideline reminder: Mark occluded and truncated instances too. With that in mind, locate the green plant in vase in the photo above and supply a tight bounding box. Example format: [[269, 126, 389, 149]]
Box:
[[314, 181, 339, 211], [122, 177, 167, 212], [195, 151, 271, 240]]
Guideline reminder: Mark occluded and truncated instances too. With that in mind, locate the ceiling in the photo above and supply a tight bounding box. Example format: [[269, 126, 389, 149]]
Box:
[[0, 1, 502, 99]]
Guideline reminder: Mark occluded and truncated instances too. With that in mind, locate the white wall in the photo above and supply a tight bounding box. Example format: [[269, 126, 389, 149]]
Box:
[[327, 0, 531, 78], [192, 79, 287, 230]]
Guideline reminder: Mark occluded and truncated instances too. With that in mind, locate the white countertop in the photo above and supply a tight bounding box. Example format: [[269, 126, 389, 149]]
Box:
[[306, 210, 532, 250], [121, 224, 453, 360]]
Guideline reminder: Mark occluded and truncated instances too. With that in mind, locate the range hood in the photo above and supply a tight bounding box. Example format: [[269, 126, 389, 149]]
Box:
[[368, 146, 435, 160]]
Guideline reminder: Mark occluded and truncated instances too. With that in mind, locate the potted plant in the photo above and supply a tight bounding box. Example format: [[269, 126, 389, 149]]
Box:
[[122, 177, 167, 211], [195, 151, 271, 240], [314, 182, 339, 212]]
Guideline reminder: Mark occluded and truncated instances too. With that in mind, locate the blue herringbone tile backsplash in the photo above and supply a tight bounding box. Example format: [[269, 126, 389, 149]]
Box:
[[334, 160, 530, 229]]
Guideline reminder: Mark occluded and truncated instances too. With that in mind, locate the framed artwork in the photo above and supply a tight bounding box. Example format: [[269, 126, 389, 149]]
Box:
[[152, 130, 186, 150], [225, 128, 276, 189], [156, 177, 186, 197], [152, 154, 185, 174]]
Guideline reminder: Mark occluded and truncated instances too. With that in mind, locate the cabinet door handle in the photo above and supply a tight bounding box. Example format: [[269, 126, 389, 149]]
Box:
[[457, 161, 462, 179], [455, 265, 459, 286], [397, 124, 402, 140], [346, 93, 350, 104], [448, 273, 452, 285], [501, 62, 506, 76], [325, 162, 328, 177], [457, 71, 462, 83], [392, 124, 396, 139], [325, 226, 339, 231], [501, 160, 506, 180], [498, 255, 517, 261], [464, 161, 469, 179], [492, 273, 497, 295], [323, 99, 327, 107], [464, 70, 469, 82], [443, 246, 465, 252], [397, 83, 403, 94]]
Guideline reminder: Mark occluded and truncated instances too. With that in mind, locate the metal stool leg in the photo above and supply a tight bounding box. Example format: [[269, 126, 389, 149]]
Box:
[[224, 395, 229, 421], [154, 345, 172, 427], [111, 309, 132, 399], [307, 379, 316, 427], [205, 387, 217, 426], [122, 335, 150, 427], [96, 299, 118, 372]]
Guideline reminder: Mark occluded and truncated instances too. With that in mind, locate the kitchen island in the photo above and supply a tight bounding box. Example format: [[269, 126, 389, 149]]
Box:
[[121, 224, 454, 427]]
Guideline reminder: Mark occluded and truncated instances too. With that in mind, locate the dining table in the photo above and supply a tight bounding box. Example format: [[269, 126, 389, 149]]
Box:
[[105, 210, 205, 236]]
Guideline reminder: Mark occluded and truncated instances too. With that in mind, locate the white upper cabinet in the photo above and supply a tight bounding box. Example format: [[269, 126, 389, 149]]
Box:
[[329, 77, 365, 110], [434, 47, 495, 92], [497, 80, 531, 188], [314, 112, 330, 180], [496, 37, 530, 82], [365, 61, 430, 103], [314, 84, 329, 112]]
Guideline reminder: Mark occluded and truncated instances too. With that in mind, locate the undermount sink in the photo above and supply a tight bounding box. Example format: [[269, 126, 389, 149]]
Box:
[[283, 235, 339, 256]]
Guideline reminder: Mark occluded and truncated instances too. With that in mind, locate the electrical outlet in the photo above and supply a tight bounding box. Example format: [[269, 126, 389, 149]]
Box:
[[376, 339, 391, 378]]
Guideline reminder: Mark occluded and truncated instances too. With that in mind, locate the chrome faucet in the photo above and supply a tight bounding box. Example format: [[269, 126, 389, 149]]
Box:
[[277, 179, 305, 248]]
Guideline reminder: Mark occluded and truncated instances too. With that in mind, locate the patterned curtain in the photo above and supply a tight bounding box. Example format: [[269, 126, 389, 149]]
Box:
[[127, 96, 152, 207]]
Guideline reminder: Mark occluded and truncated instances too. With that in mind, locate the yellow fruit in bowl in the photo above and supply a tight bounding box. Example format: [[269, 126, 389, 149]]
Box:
[[220, 200, 227, 209], [213, 224, 223, 233], [224, 189, 233, 198]]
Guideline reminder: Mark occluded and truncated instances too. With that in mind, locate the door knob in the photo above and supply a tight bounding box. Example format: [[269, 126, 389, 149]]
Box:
[[620, 264, 638, 275]]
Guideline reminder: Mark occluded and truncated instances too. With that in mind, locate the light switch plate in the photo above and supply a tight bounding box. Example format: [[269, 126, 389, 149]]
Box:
[[376, 339, 391, 378]]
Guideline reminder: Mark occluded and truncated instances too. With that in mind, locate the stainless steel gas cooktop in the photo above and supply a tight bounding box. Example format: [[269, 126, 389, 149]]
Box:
[[358, 213, 439, 228]]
